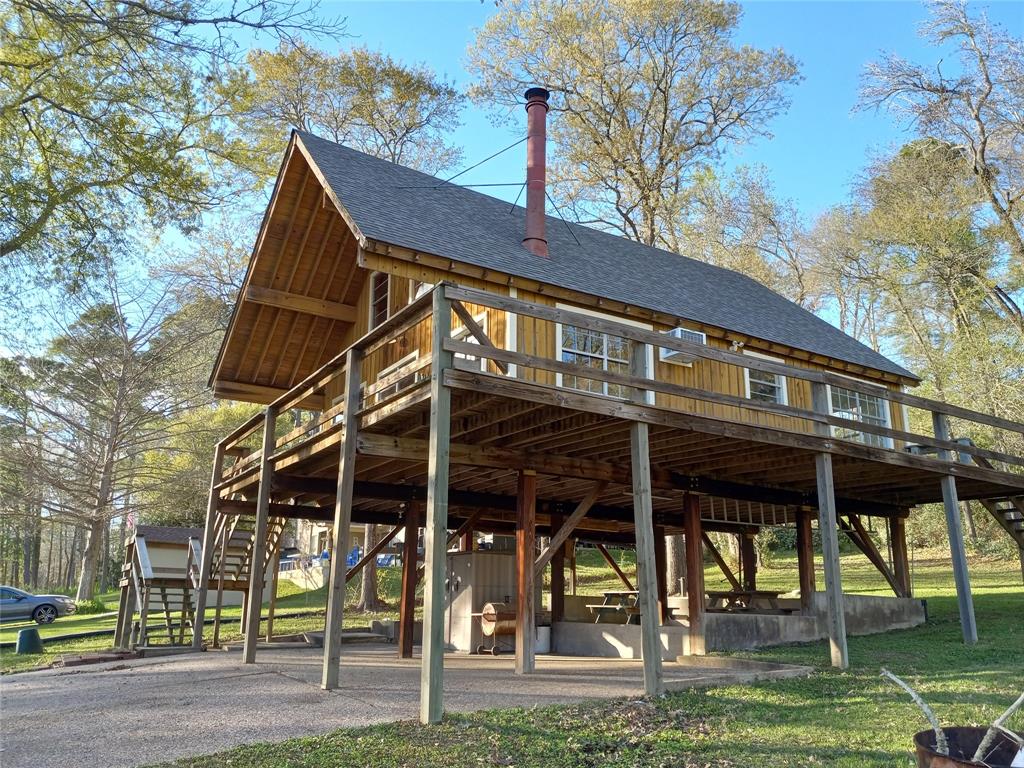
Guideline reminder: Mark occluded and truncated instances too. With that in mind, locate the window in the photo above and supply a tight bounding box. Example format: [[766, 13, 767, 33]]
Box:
[[744, 351, 787, 405], [452, 313, 487, 372], [369, 272, 390, 330], [409, 279, 432, 303], [829, 384, 891, 447], [555, 305, 654, 400]]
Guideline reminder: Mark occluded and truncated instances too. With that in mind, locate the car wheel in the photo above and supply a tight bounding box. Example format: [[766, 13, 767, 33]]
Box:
[[33, 605, 57, 624]]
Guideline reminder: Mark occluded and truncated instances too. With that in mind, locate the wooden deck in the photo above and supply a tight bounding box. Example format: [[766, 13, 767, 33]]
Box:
[[213, 283, 1024, 537], [197, 282, 1024, 722]]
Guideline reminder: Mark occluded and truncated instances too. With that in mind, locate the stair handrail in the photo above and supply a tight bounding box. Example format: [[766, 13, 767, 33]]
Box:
[[134, 535, 155, 581]]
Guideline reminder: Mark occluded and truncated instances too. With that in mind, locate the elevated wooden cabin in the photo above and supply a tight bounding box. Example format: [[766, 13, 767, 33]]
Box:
[[195, 90, 1024, 723]]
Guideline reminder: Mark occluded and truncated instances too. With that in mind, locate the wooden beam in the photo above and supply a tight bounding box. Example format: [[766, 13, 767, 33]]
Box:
[[192, 442, 225, 649], [701, 533, 742, 592], [516, 470, 537, 676], [242, 404, 278, 664], [595, 543, 634, 591], [420, 287, 452, 725], [451, 299, 508, 374], [533, 481, 607, 577], [889, 516, 911, 598], [932, 412, 977, 644], [683, 494, 705, 656], [245, 285, 358, 323], [812, 382, 849, 669], [842, 514, 902, 596], [739, 533, 757, 591], [321, 349, 362, 689], [399, 505, 420, 658], [345, 523, 401, 584], [796, 511, 816, 615]]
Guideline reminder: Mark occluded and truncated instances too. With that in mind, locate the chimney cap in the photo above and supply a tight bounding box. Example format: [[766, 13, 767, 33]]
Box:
[[524, 87, 550, 102]]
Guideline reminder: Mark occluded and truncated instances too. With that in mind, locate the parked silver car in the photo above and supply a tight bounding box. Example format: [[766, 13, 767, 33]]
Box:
[[0, 586, 78, 624]]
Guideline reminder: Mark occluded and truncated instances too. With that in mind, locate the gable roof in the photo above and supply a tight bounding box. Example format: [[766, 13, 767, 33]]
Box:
[[134, 525, 201, 546], [296, 130, 917, 382]]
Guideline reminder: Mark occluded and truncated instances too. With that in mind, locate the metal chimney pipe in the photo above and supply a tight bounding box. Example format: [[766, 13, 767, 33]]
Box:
[[522, 87, 550, 258]]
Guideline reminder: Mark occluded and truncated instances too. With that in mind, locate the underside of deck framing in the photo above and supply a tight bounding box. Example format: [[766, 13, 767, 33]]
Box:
[[216, 379, 1024, 536]]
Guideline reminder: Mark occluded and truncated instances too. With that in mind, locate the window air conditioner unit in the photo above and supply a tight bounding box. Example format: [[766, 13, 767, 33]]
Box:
[[659, 327, 706, 365]]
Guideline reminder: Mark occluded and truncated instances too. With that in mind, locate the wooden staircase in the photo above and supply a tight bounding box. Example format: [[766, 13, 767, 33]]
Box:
[[115, 535, 202, 651]]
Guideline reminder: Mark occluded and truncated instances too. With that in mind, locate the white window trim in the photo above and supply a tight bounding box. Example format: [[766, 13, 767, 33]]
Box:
[[743, 349, 788, 406], [505, 286, 518, 378], [452, 312, 489, 372], [554, 303, 655, 404], [825, 371, 893, 448]]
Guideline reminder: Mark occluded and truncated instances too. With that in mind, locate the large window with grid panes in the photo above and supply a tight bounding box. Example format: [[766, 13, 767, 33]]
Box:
[[829, 384, 892, 447]]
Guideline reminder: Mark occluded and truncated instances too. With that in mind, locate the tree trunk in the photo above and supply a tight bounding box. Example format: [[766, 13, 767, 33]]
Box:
[[355, 524, 385, 611], [76, 518, 106, 601], [962, 501, 978, 543], [665, 534, 685, 595]]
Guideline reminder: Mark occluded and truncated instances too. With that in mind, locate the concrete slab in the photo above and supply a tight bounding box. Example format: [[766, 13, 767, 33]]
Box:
[[0, 644, 808, 768]]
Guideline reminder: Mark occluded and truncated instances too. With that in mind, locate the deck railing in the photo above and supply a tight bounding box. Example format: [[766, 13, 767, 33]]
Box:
[[214, 282, 1024, 485]]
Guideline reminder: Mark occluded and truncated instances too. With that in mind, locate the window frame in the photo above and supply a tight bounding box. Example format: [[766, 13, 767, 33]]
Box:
[[554, 303, 654, 403], [826, 374, 894, 448], [451, 311, 489, 372], [743, 349, 789, 406], [368, 271, 391, 330]]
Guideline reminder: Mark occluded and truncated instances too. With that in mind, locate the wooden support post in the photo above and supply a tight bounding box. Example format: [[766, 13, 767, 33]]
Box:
[[242, 405, 278, 664], [549, 513, 565, 625], [796, 510, 816, 615], [889, 516, 911, 598], [569, 540, 577, 595], [265, 545, 281, 642], [842, 514, 903, 596], [420, 287, 453, 725], [811, 382, 849, 669], [212, 528, 228, 647], [683, 493, 705, 656], [932, 411, 978, 644], [740, 532, 757, 591], [114, 581, 132, 649], [595, 543, 635, 591], [399, 504, 420, 659], [192, 443, 225, 650], [654, 525, 668, 623], [322, 349, 362, 689], [515, 470, 537, 675], [627, 337, 663, 692]]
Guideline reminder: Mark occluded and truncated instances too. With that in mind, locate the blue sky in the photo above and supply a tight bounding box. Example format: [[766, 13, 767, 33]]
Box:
[[310, 0, 1022, 219]]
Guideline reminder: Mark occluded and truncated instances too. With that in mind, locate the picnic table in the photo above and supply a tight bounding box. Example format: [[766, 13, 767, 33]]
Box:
[[586, 590, 641, 624], [705, 589, 784, 611]]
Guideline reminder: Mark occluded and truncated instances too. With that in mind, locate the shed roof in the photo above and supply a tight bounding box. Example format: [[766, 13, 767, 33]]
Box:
[[134, 525, 201, 546], [297, 130, 917, 381]]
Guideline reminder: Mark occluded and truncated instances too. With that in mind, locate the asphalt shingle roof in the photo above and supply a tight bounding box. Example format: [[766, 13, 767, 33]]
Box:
[[297, 131, 917, 381], [134, 525, 201, 545]]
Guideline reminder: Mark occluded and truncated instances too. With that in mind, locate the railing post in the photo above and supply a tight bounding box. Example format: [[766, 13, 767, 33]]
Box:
[[932, 411, 978, 644], [629, 338, 664, 693], [242, 405, 278, 664], [811, 382, 849, 669], [420, 287, 453, 724], [795, 510, 816, 615], [322, 348, 363, 689], [192, 441, 225, 649]]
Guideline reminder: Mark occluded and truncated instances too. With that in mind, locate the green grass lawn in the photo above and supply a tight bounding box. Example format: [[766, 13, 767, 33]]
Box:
[[145, 550, 1021, 768]]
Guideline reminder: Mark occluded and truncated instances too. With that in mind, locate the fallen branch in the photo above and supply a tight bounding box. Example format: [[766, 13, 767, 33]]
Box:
[[881, 668, 948, 756], [973, 691, 1024, 764]]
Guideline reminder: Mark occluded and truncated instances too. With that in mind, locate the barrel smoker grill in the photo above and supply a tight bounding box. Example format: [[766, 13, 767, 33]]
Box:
[[475, 602, 517, 655]]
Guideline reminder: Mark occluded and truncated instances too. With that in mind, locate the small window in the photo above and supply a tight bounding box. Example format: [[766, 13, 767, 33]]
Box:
[[452, 313, 488, 372], [369, 272, 390, 330], [409, 279, 432, 303], [744, 351, 787, 405]]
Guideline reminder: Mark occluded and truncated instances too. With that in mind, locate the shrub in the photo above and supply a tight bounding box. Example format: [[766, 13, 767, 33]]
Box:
[[75, 597, 108, 615]]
